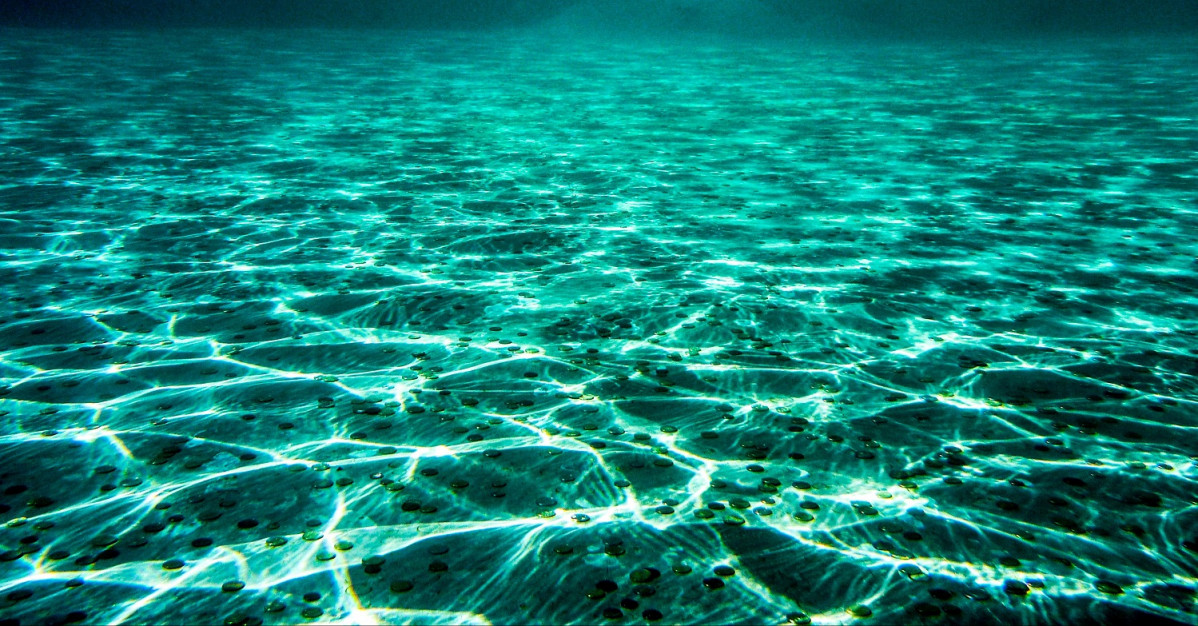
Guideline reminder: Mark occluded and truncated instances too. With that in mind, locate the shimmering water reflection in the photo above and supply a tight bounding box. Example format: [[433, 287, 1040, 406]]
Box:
[[0, 28, 1197, 626]]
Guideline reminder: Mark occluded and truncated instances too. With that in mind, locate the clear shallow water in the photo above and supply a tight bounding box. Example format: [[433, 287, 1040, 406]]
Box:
[[0, 28, 1197, 626]]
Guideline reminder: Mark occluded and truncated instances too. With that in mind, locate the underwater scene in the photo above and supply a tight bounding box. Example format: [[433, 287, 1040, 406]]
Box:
[[1, 8, 1197, 626]]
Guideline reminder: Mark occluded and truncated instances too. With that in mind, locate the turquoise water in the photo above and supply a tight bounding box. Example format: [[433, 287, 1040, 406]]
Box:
[[1, 28, 1197, 625]]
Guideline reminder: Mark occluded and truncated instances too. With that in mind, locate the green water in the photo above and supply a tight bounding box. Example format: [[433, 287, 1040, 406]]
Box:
[[0, 28, 1196, 626]]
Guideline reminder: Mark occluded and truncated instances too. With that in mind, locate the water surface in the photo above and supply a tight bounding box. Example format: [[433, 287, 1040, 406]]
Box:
[[1, 28, 1197, 626]]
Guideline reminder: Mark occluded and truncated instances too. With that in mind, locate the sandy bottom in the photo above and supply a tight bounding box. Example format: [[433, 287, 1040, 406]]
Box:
[[0, 28, 1197, 626]]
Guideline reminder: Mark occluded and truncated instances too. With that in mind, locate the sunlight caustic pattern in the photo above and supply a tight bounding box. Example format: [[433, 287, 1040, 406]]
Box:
[[0, 29, 1197, 626]]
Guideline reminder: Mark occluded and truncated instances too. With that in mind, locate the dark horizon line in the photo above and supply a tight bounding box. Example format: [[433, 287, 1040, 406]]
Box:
[[1, 0, 1197, 36]]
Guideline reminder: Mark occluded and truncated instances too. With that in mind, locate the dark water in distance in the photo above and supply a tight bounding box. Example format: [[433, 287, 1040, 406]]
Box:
[[3, 1, 1198, 36], [1, 14, 1197, 626]]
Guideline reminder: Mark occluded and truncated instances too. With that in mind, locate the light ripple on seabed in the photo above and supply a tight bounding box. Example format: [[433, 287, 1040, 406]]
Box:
[[0, 28, 1197, 626]]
